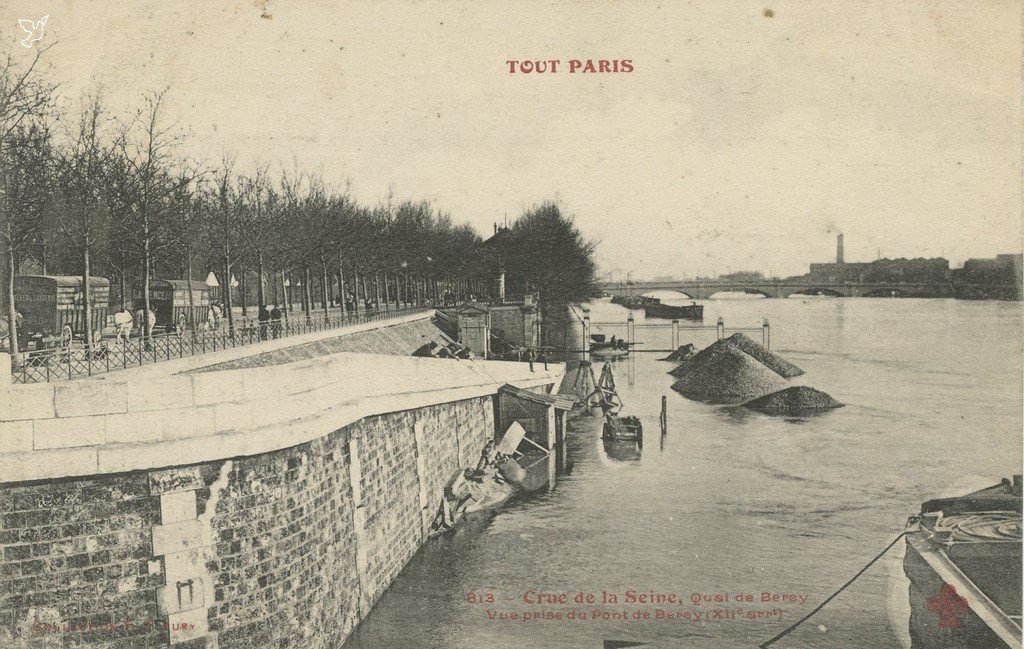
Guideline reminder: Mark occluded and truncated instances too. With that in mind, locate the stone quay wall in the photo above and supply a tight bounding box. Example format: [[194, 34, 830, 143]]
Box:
[[0, 343, 564, 649]]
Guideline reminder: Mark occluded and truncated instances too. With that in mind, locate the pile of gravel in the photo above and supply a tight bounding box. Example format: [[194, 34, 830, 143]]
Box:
[[660, 343, 697, 362], [671, 344, 788, 404], [724, 333, 804, 378], [743, 386, 844, 415]]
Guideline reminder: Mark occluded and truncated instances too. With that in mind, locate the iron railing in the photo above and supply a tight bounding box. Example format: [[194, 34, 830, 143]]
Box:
[[9, 305, 431, 384]]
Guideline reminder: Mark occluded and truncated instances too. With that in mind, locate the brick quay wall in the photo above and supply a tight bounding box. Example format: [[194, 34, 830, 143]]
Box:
[[0, 318, 564, 648]]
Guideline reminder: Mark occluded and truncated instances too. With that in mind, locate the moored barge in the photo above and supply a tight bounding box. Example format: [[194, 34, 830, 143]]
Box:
[[642, 298, 703, 321], [903, 476, 1022, 648]]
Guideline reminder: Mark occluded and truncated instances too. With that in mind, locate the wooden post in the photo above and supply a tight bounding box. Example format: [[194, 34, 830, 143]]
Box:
[[582, 315, 591, 353], [671, 319, 679, 349], [716, 316, 725, 340], [763, 318, 771, 350], [660, 395, 667, 435], [627, 314, 635, 348]]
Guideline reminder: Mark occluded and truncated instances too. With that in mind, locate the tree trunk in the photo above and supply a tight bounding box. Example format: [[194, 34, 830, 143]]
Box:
[[5, 242, 18, 356], [351, 265, 360, 313], [224, 258, 235, 334], [256, 253, 266, 307], [383, 269, 391, 310], [143, 236, 152, 343], [240, 266, 247, 316], [321, 261, 330, 321], [373, 272, 381, 311], [337, 262, 347, 318], [280, 270, 289, 323], [83, 244, 93, 353], [119, 273, 127, 311], [186, 252, 195, 329], [302, 267, 312, 323]]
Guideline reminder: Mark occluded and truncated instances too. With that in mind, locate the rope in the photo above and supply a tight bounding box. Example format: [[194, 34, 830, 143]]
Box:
[[758, 531, 909, 648]]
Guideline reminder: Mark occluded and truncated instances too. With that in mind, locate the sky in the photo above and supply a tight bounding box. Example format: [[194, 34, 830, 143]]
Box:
[[3, 0, 1022, 279]]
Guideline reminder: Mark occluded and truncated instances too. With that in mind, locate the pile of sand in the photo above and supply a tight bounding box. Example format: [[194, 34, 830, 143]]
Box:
[[671, 344, 788, 404], [743, 386, 844, 415], [724, 333, 804, 378], [660, 343, 697, 362]]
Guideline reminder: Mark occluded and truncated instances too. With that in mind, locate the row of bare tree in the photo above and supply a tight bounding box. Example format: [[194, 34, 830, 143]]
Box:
[[0, 48, 491, 354]]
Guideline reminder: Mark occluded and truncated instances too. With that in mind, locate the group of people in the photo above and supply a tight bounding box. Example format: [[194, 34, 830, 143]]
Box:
[[255, 304, 286, 340]]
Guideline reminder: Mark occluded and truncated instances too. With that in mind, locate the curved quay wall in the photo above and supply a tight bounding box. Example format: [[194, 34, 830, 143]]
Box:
[[0, 337, 565, 648]]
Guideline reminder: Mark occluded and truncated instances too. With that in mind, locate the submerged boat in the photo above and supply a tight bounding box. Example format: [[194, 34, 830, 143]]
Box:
[[589, 334, 631, 359], [602, 438, 642, 462], [903, 476, 1022, 648], [643, 298, 703, 321], [602, 414, 643, 443]]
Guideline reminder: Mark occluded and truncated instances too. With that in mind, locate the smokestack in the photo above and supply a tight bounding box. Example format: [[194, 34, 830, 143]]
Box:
[[837, 233, 845, 264], [497, 270, 506, 301]]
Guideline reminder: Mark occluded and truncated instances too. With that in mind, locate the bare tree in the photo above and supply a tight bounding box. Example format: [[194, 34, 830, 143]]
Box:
[[0, 47, 55, 354], [115, 89, 191, 342], [52, 93, 115, 352]]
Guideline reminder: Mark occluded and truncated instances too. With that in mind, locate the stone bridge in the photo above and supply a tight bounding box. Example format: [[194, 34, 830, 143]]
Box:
[[602, 279, 956, 299]]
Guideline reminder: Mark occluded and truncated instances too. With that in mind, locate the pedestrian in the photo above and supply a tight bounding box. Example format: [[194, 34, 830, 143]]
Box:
[[60, 323, 73, 349], [211, 303, 222, 329], [15, 310, 25, 351], [146, 309, 157, 335], [269, 303, 282, 338], [257, 304, 270, 340]]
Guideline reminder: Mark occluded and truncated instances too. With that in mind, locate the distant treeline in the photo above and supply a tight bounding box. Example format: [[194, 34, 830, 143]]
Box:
[[0, 47, 600, 353]]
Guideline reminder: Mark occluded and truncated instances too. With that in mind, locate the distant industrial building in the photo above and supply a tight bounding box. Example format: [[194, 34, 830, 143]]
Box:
[[801, 234, 1021, 299], [953, 253, 1023, 300], [806, 234, 951, 285]]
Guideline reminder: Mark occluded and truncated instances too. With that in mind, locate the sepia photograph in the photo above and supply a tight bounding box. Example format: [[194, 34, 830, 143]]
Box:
[[0, 2, 1021, 648]]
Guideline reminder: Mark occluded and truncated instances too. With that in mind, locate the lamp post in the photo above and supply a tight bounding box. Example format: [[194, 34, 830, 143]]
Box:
[[425, 256, 434, 304], [400, 261, 409, 307]]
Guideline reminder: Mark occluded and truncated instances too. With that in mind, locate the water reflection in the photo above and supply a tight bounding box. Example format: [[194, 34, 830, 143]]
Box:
[[602, 438, 642, 463]]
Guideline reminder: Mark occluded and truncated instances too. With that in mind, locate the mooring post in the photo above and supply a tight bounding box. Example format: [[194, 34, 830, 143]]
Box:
[[671, 319, 679, 349], [716, 316, 725, 340], [583, 315, 591, 353], [660, 395, 667, 435], [627, 314, 635, 347], [763, 318, 771, 350]]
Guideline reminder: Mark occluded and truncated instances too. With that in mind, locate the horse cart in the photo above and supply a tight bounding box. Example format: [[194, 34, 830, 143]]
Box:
[[13, 275, 109, 349], [133, 279, 211, 332]]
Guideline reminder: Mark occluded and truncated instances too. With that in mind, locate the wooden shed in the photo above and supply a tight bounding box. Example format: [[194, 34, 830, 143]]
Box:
[[456, 302, 491, 357], [496, 384, 575, 484], [14, 275, 109, 340]]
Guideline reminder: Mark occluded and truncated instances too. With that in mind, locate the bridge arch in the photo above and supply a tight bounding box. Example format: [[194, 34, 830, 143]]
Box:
[[860, 287, 909, 298], [707, 288, 771, 299], [786, 287, 848, 298], [642, 289, 694, 300]]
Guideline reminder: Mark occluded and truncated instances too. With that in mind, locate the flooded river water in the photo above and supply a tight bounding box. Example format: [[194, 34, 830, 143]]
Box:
[[344, 297, 1022, 649]]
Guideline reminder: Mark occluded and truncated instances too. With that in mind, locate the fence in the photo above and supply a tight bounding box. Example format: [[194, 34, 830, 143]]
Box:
[[9, 305, 431, 384], [582, 314, 771, 353]]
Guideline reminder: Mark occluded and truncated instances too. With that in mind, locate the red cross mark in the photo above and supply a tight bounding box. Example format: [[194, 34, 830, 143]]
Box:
[[927, 583, 969, 628]]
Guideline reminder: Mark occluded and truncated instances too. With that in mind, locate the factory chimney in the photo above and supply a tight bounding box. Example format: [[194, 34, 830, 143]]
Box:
[[836, 233, 845, 264]]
